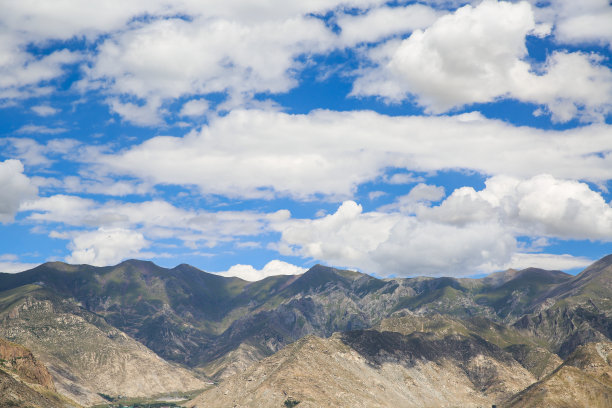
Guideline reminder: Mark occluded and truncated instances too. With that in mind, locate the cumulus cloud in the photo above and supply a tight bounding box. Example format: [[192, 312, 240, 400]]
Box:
[[274, 200, 516, 276], [89, 109, 612, 200], [0, 160, 38, 223], [82, 15, 335, 124], [0, 0, 388, 114], [550, 0, 612, 49], [65, 227, 150, 266], [215, 259, 306, 281], [272, 174, 612, 277], [352, 0, 612, 122], [1, 137, 81, 167], [424, 174, 612, 240]]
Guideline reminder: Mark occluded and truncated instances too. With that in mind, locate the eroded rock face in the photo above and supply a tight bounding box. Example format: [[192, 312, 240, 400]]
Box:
[[0, 337, 55, 390], [187, 329, 536, 408], [505, 341, 612, 408], [0, 294, 205, 406]]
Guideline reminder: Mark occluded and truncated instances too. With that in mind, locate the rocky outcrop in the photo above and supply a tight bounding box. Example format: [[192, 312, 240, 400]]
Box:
[[0, 290, 205, 406], [505, 341, 612, 407], [0, 337, 55, 390], [188, 327, 536, 408], [0, 369, 79, 408]]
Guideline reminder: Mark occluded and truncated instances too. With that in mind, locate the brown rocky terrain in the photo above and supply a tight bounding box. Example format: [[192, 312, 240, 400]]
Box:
[[0, 337, 80, 408], [0, 285, 206, 406], [505, 341, 612, 407], [1, 255, 611, 407], [0, 337, 56, 391], [188, 322, 538, 408]]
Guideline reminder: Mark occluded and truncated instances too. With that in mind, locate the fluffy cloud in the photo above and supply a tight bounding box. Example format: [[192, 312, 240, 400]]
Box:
[[1, 137, 80, 167], [65, 228, 150, 266], [180, 99, 210, 118], [336, 4, 440, 46], [0, 160, 38, 223], [273, 174, 612, 276], [90, 109, 612, 200], [215, 259, 306, 281], [0, 0, 387, 115], [352, 0, 612, 122], [424, 175, 612, 240], [21, 194, 289, 248], [83, 16, 334, 124], [274, 200, 516, 276], [549, 0, 612, 49]]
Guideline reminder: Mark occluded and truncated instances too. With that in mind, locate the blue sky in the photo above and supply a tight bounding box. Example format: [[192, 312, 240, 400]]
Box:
[[1, 0, 612, 280]]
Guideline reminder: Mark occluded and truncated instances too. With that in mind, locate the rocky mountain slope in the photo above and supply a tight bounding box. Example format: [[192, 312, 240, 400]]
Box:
[[505, 341, 612, 407], [0, 337, 79, 408], [0, 284, 205, 406], [0, 254, 611, 406], [188, 315, 539, 408]]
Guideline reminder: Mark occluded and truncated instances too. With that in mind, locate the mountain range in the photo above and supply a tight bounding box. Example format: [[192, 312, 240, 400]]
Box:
[[1, 254, 611, 407]]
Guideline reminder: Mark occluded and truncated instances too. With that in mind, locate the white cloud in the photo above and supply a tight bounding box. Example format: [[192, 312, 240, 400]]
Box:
[[180, 99, 209, 118], [20, 194, 289, 249], [107, 98, 163, 126], [274, 200, 516, 276], [83, 15, 335, 123], [0, 254, 39, 273], [504, 252, 594, 271], [1, 137, 80, 167], [273, 174, 612, 277], [16, 124, 68, 135], [380, 183, 445, 212], [65, 227, 150, 266], [549, 0, 612, 49], [384, 172, 424, 185], [0, 160, 38, 223], [336, 4, 440, 46], [90, 109, 612, 200], [215, 259, 306, 281], [424, 174, 612, 240], [0, 45, 80, 100], [0, 0, 388, 108], [352, 0, 612, 122], [31, 105, 59, 116]]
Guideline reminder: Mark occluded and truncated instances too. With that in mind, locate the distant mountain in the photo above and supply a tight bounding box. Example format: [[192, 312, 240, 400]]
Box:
[[1, 254, 611, 406]]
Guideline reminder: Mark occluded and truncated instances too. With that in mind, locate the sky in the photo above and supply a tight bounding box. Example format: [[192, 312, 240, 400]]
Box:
[[1, 0, 612, 281]]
